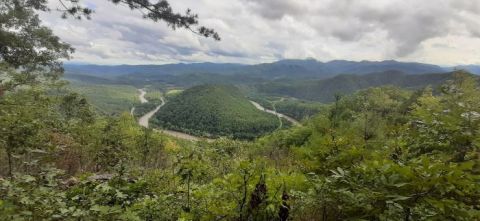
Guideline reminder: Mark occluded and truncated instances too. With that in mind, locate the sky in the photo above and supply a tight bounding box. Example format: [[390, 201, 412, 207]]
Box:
[[39, 0, 480, 65]]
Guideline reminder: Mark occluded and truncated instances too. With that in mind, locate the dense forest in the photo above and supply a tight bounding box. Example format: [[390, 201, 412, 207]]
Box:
[[152, 85, 280, 139], [256, 71, 462, 102], [2, 71, 479, 220]]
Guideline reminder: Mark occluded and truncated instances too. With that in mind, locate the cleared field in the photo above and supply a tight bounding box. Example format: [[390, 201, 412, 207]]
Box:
[[144, 88, 163, 100], [166, 89, 183, 96]]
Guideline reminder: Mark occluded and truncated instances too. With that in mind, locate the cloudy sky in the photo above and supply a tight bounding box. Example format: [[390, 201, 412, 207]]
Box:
[[40, 0, 480, 65]]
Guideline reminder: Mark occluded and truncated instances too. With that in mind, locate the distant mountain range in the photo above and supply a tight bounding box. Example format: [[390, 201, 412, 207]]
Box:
[[242, 59, 447, 78], [452, 65, 480, 75], [65, 59, 480, 80]]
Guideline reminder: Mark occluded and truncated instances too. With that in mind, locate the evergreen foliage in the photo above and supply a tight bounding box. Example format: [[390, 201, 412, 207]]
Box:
[[1, 72, 480, 220], [257, 71, 465, 102], [152, 84, 279, 139]]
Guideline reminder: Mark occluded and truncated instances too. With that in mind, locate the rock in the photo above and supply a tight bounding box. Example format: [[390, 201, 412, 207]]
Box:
[[88, 174, 114, 182], [62, 177, 79, 187]]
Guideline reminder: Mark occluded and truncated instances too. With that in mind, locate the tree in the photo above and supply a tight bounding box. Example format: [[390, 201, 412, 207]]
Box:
[[0, 0, 73, 94], [55, 0, 220, 40], [0, 90, 46, 177], [409, 71, 480, 161], [58, 92, 95, 124], [0, 0, 219, 97]]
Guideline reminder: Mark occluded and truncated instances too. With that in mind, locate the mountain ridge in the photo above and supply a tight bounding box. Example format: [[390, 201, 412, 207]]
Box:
[[64, 59, 455, 79], [256, 70, 474, 102]]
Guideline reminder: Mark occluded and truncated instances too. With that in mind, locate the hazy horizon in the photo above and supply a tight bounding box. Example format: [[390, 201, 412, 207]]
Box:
[[62, 58, 478, 67]]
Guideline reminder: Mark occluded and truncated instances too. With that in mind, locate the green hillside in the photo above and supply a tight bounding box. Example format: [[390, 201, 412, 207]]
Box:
[[152, 84, 279, 139], [257, 71, 464, 102], [68, 82, 139, 115]]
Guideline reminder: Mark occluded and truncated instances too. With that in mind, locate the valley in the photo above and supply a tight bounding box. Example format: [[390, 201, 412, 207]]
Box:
[[3, 1, 480, 220], [133, 85, 300, 141], [134, 89, 206, 141], [249, 100, 300, 126], [65, 60, 480, 141], [4, 58, 480, 220]]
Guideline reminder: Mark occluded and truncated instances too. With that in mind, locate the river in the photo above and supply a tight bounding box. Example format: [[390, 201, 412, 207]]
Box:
[[249, 101, 301, 126], [135, 89, 300, 142], [135, 89, 209, 142]]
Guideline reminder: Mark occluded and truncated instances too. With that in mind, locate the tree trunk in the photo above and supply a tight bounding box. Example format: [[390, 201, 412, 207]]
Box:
[[239, 173, 248, 221], [186, 174, 191, 212], [404, 207, 411, 221], [7, 147, 13, 179]]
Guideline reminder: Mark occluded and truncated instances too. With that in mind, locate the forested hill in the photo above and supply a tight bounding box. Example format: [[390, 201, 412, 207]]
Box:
[[240, 59, 446, 79], [256, 70, 472, 102], [152, 84, 279, 139]]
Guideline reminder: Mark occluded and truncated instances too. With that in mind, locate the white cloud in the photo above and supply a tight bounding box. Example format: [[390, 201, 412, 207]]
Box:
[[39, 0, 480, 65]]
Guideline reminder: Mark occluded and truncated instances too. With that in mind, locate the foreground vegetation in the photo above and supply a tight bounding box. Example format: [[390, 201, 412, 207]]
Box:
[[2, 71, 479, 220]]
